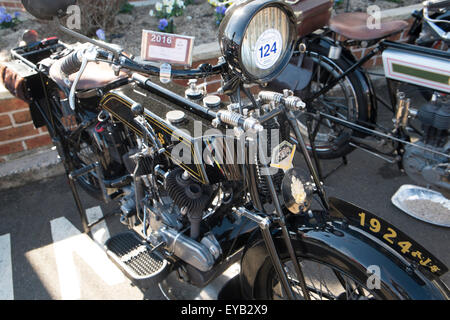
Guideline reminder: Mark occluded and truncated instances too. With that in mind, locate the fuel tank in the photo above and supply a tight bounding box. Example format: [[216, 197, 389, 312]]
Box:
[[382, 44, 450, 94], [99, 81, 242, 185]]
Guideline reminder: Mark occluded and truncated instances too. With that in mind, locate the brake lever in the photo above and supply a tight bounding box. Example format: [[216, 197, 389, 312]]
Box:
[[68, 46, 99, 110]]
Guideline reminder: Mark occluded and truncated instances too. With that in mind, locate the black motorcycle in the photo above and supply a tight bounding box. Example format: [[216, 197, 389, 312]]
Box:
[[1, 0, 449, 299]]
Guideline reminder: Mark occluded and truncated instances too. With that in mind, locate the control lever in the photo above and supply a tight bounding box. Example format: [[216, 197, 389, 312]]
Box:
[[68, 46, 99, 110]]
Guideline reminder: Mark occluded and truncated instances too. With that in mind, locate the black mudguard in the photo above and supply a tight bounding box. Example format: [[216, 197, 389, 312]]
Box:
[[240, 199, 449, 300]]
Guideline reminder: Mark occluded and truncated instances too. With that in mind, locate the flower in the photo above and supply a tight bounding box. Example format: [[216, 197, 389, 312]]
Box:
[[176, 0, 184, 8], [0, 14, 5, 24], [166, 5, 173, 14], [158, 18, 168, 31], [155, 2, 163, 11], [96, 28, 106, 41], [208, 0, 219, 7], [14, 11, 20, 18], [215, 6, 226, 15], [4, 13, 12, 23], [149, 9, 154, 16], [0, 7, 6, 15]]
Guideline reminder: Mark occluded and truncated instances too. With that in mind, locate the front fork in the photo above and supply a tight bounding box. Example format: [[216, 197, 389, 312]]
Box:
[[233, 207, 307, 300], [234, 105, 331, 300]]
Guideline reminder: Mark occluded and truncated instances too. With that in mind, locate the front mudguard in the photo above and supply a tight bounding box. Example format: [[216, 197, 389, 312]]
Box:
[[240, 212, 449, 300]]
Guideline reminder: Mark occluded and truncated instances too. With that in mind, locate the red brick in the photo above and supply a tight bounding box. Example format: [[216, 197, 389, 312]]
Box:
[[0, 114, 11, 128], [205, 81, 221, 93], [0, 141, 24, 156], [12, 110, 32, 124], [0, 124, 39, 142], [351, 48, 366, 60], [0, 98, 29, 113], [24, 134, 52, 150], [387, 32, 402, 42]]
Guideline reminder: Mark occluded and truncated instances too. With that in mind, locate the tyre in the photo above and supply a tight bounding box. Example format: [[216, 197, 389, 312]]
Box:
[[247, 221, 448, 300], [295, 43, 369, 159], [251, 237, 446, 300], [253, 242, 388, 300]]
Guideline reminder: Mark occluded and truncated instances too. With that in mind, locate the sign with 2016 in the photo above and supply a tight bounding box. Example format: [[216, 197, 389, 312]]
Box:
[[141, 30, 194, 66]]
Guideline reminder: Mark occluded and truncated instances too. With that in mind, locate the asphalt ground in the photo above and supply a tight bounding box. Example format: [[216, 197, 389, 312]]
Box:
[[0, 80, 449, 300]]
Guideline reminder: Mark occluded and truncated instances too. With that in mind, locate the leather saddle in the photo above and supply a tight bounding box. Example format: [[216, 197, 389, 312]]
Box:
[[49, 57, 128, 92], [329, 12, 409, 41]]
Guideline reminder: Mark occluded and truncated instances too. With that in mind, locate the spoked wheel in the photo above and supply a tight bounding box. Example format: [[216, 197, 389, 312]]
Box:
[[295, 43, 369, 159], [269, 259, 377, 300]]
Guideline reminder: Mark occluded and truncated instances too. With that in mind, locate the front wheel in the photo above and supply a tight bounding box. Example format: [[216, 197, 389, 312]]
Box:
[[254, 243, 386, 300], [247, 223, 448, 300]]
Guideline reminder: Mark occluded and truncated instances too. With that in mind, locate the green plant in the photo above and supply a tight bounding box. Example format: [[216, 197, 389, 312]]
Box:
[[151, 0, 186, 34], [208, 0, 231, 26], [153, 0, 186, 19], [119, 1, 135, 14], [0, 8, 21, 29]]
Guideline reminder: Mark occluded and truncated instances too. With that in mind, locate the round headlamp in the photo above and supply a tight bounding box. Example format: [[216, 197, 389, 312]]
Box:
[[218, 0, 297, 83]]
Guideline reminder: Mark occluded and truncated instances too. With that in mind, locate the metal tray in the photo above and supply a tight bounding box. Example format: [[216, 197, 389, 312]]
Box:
[[391, 184, 450, 228]]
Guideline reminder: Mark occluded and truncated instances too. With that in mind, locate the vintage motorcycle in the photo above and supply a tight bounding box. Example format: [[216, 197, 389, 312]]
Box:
[[1, 0, 449, 299], [271, 0, 449, 197]]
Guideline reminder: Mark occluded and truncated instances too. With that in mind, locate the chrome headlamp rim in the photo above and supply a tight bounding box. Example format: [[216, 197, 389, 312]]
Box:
[[218, 0, 297, 84]]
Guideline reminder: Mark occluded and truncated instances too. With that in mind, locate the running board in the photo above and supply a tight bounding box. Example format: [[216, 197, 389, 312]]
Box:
[[105, 231, 169, 289]]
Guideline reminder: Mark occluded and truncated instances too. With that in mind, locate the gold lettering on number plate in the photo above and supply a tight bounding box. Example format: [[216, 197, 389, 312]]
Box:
[[357, 212, 442, 274]]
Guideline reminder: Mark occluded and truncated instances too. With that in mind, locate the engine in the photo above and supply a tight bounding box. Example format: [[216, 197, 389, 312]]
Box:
[[403, 99, 450, 196], [165, 168, 213, 240]]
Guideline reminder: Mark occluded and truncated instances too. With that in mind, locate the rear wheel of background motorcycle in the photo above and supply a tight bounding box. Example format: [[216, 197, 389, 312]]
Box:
[[295, 43, 369, 159], [254, 246, 391, 300]]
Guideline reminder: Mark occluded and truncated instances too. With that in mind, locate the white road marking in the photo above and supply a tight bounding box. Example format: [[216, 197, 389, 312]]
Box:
[[85, 206, 110, 246], [195, 263, 240, 300], [50, 213, 125, 300], [0, 233, 14, 300]]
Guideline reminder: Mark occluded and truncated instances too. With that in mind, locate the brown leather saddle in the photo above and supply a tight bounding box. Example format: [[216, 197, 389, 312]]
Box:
[[329, 12, 409, 41], [49, 58, 128, 92]]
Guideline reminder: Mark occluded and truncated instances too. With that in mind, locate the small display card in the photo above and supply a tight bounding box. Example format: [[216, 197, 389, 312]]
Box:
[[141, 30, 194, 66]]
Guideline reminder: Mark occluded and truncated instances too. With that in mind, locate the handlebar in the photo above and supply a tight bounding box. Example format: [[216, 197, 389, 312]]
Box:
[[59, 50, 83, 75], [426, 0, 450, 10], [422, 1, 450, 41]]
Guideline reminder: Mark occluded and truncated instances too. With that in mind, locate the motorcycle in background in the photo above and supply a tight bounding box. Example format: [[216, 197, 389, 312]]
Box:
[[271, 0, 449, 200], [0, 0, 449, 299]]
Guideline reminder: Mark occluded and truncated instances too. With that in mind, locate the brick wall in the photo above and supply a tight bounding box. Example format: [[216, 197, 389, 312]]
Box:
[[0, 0, 22, 9], [0, 97, 51, 162]]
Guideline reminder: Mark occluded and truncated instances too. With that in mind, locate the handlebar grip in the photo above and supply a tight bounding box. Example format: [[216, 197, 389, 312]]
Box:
[[427, 0, 450, 10], [60, 50, 83, 76]]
